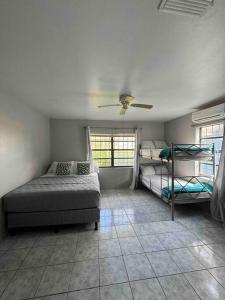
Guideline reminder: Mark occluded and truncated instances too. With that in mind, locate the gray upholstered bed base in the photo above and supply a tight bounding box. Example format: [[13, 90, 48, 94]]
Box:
[[7, 208, 100, 229], [4, 173, 101, 231]]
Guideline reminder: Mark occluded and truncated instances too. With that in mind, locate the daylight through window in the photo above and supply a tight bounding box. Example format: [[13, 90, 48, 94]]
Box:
[[199, 123, 224, 176], [90, 135, 135, 167]]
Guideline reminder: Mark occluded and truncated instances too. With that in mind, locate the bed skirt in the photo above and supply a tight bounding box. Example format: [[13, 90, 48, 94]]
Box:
[[6, 208, 100, 229]]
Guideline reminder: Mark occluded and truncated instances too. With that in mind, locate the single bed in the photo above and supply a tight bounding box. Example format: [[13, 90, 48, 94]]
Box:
[[141, 174, 212, 204], [3, 172, 100, 230], [140, 164, 213, 205]]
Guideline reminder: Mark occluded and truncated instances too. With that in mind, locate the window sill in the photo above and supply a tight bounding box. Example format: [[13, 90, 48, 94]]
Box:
[[99, 166, 134, 169]]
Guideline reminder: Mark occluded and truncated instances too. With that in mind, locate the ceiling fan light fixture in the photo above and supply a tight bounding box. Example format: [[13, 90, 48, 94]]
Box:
[[120, 94, 135, 104], [120, 107, 126, 115]]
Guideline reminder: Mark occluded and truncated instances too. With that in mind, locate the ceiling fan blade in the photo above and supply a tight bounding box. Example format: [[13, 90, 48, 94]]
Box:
[[98, 104, 120, 108], [120, 107, 126, 115], [130, 103, 153, 110], [126, 96, 135, 102]]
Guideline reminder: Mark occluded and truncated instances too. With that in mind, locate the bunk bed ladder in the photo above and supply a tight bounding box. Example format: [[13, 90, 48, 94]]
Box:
[[212, 143, 216, 181], [171, 143, 175, 221]]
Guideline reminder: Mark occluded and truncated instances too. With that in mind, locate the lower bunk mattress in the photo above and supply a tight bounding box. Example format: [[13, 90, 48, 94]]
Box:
[[141, 174, 213, 204]]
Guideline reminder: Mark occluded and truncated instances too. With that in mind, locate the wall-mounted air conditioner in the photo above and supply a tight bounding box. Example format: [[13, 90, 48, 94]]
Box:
[[158, 0, 214, 17], [192, 103, 225, 124]]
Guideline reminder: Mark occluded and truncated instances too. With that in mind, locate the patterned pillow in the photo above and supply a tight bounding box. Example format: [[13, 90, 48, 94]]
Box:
[[56, 162, 73, 175], [77, 162, 90, 175]]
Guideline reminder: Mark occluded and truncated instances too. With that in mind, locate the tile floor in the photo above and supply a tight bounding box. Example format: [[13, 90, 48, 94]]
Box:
[[0, 189, 225, 299]]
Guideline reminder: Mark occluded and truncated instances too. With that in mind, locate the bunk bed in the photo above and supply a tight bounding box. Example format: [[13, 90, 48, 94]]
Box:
[[140, 141, 215, 220]]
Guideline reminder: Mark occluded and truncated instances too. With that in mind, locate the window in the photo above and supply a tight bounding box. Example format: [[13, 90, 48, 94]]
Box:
[[90, 135, 135, 167], [198, 123, 224, 176]]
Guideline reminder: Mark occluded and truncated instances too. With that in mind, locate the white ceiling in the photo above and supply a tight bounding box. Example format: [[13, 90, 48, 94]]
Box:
[[0, 0, 225, 121]]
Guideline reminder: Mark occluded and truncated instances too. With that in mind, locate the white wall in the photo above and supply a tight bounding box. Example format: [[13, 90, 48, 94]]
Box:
[[165, 113, 196, 176], [50, 119, 164, 188], [0, 93, 50, 238], [165, 113, 195, 144]]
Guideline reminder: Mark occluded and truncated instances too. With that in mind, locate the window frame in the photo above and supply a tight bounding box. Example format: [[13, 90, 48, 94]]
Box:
[[91, 134, 135, 168], [197, 122, 224, 176]]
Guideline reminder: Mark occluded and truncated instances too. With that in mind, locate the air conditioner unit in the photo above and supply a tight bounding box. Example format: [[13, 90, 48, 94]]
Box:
[[192, 104, 225, 124], [159, 0, 214, 17]]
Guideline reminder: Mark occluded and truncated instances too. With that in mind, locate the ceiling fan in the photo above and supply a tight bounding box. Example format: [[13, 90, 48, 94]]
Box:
[[97, 94, 153, 115]]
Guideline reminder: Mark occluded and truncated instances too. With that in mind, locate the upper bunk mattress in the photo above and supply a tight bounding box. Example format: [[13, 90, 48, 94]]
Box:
[[3, 173, 100, 213], [159, 145, 213, 161]]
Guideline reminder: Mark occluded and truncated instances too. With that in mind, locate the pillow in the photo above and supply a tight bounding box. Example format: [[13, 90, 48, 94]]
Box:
[[140, 149, 151, 158], [154, 165, 169, 175], [72, 161, 78, 174], [77, 162, 91, 175], [47, 161, 58, 173], [141, 140, 155, 149], [91, 160, 100, 173], [140, 165, 155, 176], [56, 162, 73, 175], [72, 160, 99, 174], [154, 140, 167, 149], [47, 161, 74, 174]]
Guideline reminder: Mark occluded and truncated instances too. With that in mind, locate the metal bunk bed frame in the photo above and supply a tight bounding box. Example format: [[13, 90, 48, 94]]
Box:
[[161, 143, 215, 221]]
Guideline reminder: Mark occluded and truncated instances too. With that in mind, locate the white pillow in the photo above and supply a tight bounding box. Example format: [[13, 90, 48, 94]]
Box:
[[154, 140, 167, 148], [141, 140, 155, 149], [91, 160, 100, 173], [72, 161, 78, 174], [140, 149, 151, 158], [154, 165, 169, 175], [47, 161, 58, 173], [140, 165, 155, 176]]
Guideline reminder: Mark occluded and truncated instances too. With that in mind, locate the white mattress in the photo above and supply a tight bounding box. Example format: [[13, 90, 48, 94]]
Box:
[[141, 174, 211, 204]]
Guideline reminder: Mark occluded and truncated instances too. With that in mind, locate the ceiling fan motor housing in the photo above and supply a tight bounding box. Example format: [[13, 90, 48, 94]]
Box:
[[120, 95, 135, 108]]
